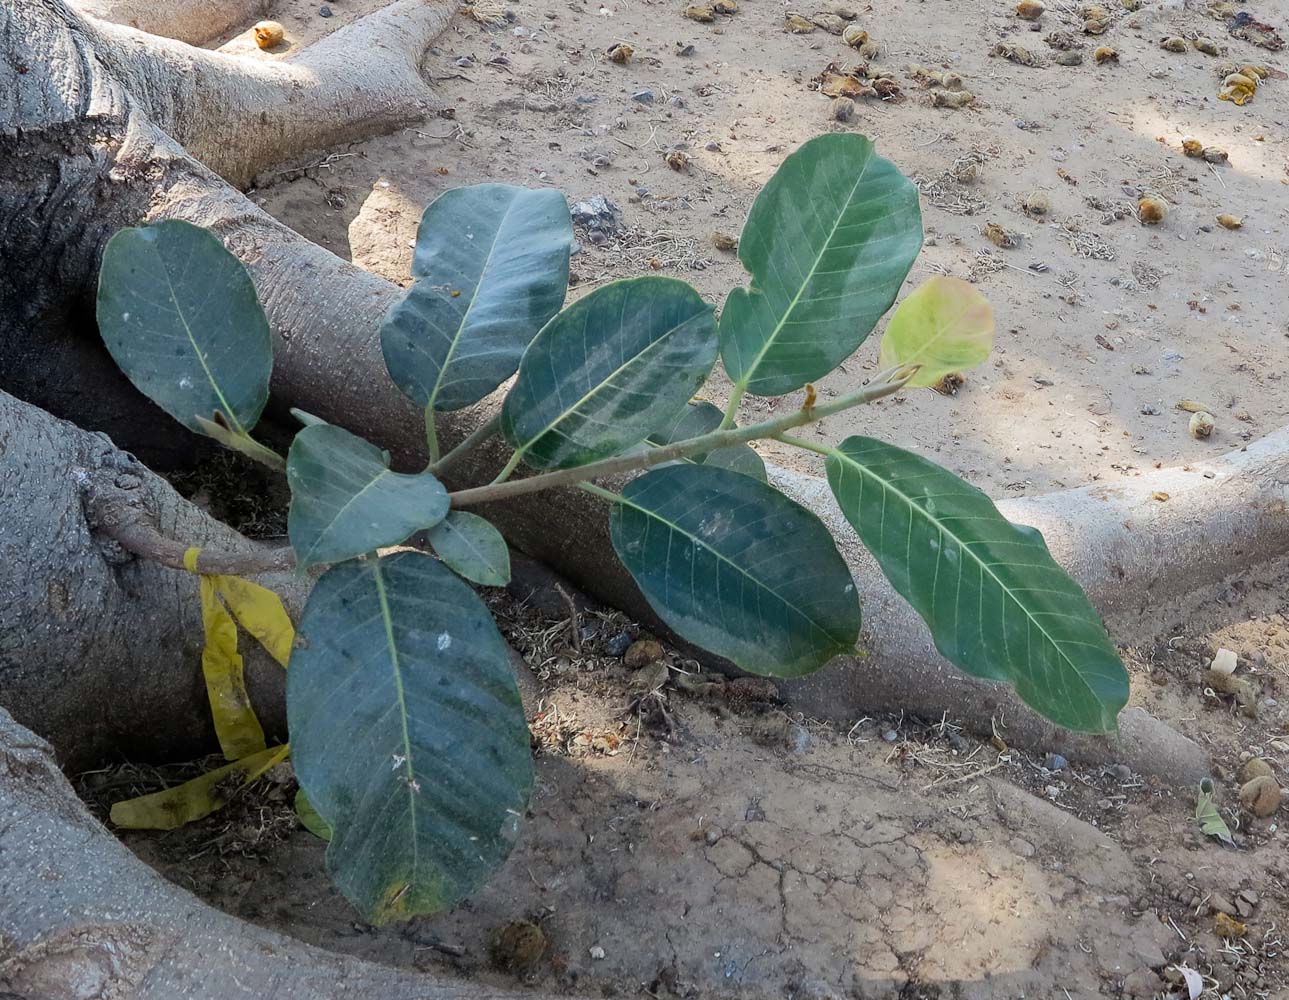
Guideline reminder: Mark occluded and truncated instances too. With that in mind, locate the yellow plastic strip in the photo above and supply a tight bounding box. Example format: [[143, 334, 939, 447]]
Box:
[[200, 576, 268, 761], [212, 575, 294, 668], [109, 744, 290, 831]]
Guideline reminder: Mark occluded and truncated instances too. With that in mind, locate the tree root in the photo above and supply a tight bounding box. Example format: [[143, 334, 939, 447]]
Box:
[[0, 708, 556, 1000], [5, 0, 1273, 785], [71, 0, 269, 45]]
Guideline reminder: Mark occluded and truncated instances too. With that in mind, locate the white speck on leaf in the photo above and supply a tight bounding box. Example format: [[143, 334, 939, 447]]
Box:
[[121, 312, 130, 322], [178, 377, 193, 390], [437, 631, 452, 651]]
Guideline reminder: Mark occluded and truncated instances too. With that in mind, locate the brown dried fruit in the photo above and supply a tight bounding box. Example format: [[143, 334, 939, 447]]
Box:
[[1138, 194, 1167, 224], [930, 88, 974, 107], [665, 149, 692, 171], [842, 23, 869, 47], [1016, 0, 1045, 19], [712, 231, 739, 251], [493, 921, 548, 972], [607, 42, 634, 63], [1083, 18, 1108, 33], [830, 95, 855, 120], [1202, 145, 1229, 163], [713, 0, 738, 11], [985, 222, 1017, 248], [1189, 410, 1214, 438], [1215, 912, 1247, 938], [812, 12, 848, 33], [1093, 45, 1118, 63], [1194, 36, 1220, 55], [1238, 775, 1282, 817], [253, 20, 284, 49], [1160, 36, 1187, 52], [1182, 137, 1204, 156], [1055, 50, 1084, 65], [1241, 758, 1274, 782], [1216, 213, 1243, 229], [684, 3, 716, 21], [785, 13, 816, 32], [859, 41, 881, 58], [1045, 30, 1080, 49], [991, 43, 1041, 66], [624, 639, 665, 668], [1023, 190, 1051, 216]]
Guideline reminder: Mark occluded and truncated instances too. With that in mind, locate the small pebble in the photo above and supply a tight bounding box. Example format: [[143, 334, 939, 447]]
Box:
[[605, 632, 633, 657], [631, 89, 655, 104], [319, 4, 332, 16], [882, 729, 898, 743], [1045, 752, 1068, 771]]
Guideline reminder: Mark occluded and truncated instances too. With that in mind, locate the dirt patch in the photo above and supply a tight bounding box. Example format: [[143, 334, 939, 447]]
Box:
[[94, 589, 1289, 999], [227, 0, 1289, 500]]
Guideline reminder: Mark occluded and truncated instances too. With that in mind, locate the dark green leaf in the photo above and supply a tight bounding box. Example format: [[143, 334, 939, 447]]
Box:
[[288, 553, 532, 923], [287, 424, 448, 568], [428, 511, 511, 587], [720, 134, 922, 397], [647, 400, 767, 481], [295, 788, 332, 841], [824, 437, 1128, 733], [96, 220, 272, 436], [607, 464, 860, 677], [501, 276, 718, 469], [381, 184, 572, 412]]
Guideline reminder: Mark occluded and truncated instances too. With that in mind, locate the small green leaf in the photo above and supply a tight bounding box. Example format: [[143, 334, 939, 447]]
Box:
[[96, 220, 272, 436], [1195, 778, 1234, 846], [720, 134, 923, 397], [877, 276, 994, 388], [288, 553, 532, 923], [381, 184, 572, 413], [646, 400, 767, 481], [607, 464, 860, 677], [295, 788, 333, 841], [501, 276, 718, 469], [824, 437, 1128, 733], [428, 511, 511, 587], [287, 424, 448, 568]]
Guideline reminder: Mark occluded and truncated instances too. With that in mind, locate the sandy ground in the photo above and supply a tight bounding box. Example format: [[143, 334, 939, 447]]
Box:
[[82, 2, 1289, 998], [235, 0, 1288, 497], [102, 584, 1289, 1000]]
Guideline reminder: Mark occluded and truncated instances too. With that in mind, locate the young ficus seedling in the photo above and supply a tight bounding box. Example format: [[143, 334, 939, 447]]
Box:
[[96, 133, 1129, 925]]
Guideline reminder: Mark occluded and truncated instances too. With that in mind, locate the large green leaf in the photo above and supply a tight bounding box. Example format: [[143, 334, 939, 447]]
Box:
[[287, 424, 448, 568], [720, 134, 922, 397], [501, 276, 718, 469], [646, 400, 767, 481], [288, 553, 532, 923], [877, 276, 994, 388], [824, 437, 1128, 732], [97, 220, 272, 436], [381, 184, 572, 413], [428, 511, 511, 587], [607, 464, 860, 677]]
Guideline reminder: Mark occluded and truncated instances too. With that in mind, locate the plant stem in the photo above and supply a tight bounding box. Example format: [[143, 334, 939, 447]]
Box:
[[424, 408, 440, 464], [774, 433, 833, 457], [719, 383, 747, 429], [429, 415, 500, 477], [449, 365, 916, 509], [491, 451, 524, 485], [577, 481, 622, 503]]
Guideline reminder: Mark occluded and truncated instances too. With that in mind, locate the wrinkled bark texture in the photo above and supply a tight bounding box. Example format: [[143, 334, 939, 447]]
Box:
[[0, 389, 303, 770]]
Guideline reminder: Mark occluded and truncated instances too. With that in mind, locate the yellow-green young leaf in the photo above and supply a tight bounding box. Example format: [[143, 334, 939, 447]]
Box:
[[1195, 778, 1234, 846], [295, 788, 333, 841], [878, 276, 994, 388], [110, 745, 290, 831]]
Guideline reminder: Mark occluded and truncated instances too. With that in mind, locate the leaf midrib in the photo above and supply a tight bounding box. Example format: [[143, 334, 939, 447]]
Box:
[[734, 152, 874, 392], [613, 488, 845, 646], [424, 198, 514, 413], [370, 558, 420, 903], [157, 242, 246, 435], [829, 444, 1101, 706], [512, 296, 707, 461]]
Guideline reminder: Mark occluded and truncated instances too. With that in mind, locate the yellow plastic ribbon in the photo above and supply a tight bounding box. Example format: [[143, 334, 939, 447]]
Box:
[[110, 744, 291, 830], [183, 547, 294, 761]]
